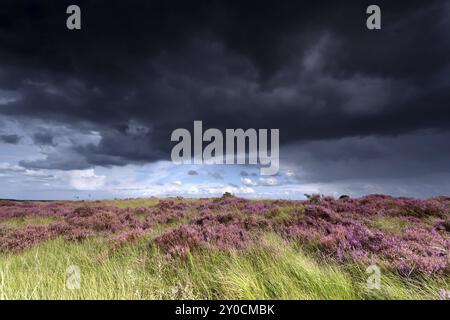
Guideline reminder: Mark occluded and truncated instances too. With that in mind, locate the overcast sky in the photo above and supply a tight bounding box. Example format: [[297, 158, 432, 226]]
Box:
[[1, 0, 450, 200]]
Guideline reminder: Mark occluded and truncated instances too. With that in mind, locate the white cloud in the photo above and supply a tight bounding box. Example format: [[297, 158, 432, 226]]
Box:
[[69, 169, 106, 191], [0, 162, 25, 173], [259, 177, 279, 186], [286, 170, 295, 177], [204, 185, 255, 195], [241, 177, 257, 186]]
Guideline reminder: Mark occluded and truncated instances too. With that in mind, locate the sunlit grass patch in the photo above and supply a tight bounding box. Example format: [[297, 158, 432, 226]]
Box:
[[0, 234, 448, 300], [372, 216, 409, 233], [102, 197, 203, 209], [0, 216, 61, 229], [267, 205, 304, 224], [100, 198, 160, 208]]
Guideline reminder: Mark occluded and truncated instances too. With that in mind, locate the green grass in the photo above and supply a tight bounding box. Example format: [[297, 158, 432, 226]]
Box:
[[372, 216, 410, 233], [0, 234, 447, 300], [99, 197, 201, 209], [96, 198, 161, 208], [268, 205, 303, 224], [0, 216, 61, 229]]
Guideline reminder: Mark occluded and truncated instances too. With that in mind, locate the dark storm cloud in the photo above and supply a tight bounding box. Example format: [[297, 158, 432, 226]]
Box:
[[283, 130, 450, 184], [0, 134, 21, 144], [33, 131, 55, 146], [0, 0, 449, 175]]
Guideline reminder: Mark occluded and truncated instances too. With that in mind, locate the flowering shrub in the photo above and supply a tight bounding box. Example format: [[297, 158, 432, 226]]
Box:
[[0, 225, 55, 252], [154, 208, 259, 256], [0, 195, 449, 276], [109, 229, 146, 248], [0, 203, 151, 252], [438, 289, 450, 300], [155, 222, 250, 257]]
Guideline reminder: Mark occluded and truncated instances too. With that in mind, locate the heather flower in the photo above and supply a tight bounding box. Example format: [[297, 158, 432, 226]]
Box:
[[0, 224, 8, 236], [438, 289, 450, 300], [0, 225, 55, 252], [155, 221, 250, 257], [243, 203, 274, 215], [110, 229, 146, 247], [1, 194, 449, 277], [62, 227, 94, 242], [0, 204, 152, 251], [155, 225, 204, 256]]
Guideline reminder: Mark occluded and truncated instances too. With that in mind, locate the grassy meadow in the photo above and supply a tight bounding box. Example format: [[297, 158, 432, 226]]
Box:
[[0, 195, 449, 300]]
